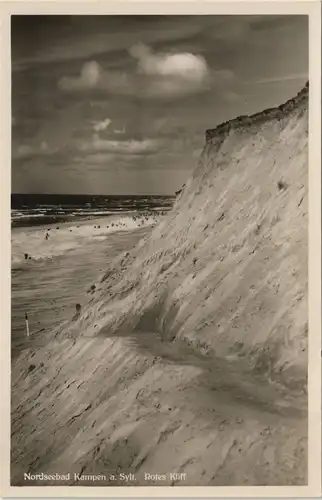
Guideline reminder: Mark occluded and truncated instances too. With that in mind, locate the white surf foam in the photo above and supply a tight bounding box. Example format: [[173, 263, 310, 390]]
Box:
[[11, 213, 160, 267]]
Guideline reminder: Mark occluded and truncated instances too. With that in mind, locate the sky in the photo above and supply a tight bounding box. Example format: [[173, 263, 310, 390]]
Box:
[[11, 15, 308, 195]]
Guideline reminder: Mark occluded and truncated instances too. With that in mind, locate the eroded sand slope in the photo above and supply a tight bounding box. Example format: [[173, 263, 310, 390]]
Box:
[[11, 84, 308, 486]]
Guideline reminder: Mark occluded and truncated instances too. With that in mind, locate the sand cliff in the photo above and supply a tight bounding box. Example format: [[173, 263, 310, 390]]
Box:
[[72, 81, 308, 385], [11, 83, 308, 486]]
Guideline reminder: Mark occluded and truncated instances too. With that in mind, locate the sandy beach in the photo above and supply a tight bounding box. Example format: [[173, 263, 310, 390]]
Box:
[[11, 216, 153, 359]]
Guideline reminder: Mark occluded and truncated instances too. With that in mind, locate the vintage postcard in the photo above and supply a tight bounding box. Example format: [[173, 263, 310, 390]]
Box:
[[0, 0, 321, 498]]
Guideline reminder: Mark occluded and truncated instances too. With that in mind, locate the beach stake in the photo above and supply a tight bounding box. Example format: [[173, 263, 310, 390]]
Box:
[[25, 312, 30, 337]]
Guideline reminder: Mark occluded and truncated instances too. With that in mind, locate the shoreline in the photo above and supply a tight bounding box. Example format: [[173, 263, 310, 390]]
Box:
[[11, 206, 172, 230], [11, 211, 163, 269]]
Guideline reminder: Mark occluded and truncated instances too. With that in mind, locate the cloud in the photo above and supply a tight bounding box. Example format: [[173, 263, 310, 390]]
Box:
[[58, 65, 133, 96], [129, 42, 209, 83], [58, 61, 102, 91], [58, 43, 212, 98], [78, 134, 160, 155], [92, 118, 112, 132]]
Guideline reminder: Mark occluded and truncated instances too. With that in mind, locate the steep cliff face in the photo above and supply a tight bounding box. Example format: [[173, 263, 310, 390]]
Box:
[[11, 84, 308, 486], [71, 82, 308, 386]]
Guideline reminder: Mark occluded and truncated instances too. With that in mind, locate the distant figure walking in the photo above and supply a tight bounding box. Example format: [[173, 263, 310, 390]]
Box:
[[45, 233, 49, 240]]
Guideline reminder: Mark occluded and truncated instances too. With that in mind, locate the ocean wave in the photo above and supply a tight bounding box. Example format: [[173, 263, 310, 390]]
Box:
[[11, 206, 171, 228]]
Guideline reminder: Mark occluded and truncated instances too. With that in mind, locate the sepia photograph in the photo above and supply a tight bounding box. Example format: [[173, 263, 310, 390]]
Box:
[[6, 5, 320, 495]]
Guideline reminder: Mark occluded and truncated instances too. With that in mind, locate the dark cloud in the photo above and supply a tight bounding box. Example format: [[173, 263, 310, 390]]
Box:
[[11, 15, 209, 72], [11, 15, 308, 194]]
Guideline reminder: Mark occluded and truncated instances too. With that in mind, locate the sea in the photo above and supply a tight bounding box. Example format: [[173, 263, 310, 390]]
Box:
[[11, 193, 174, 228]]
